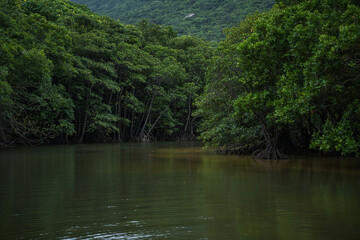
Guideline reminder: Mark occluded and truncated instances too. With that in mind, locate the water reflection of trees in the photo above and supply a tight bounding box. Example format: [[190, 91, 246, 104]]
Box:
[[252, 159, 290, 171], [2, 144, 360, 239]]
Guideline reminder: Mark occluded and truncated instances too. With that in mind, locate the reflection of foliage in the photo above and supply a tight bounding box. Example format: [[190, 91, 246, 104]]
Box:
[[2, 143, 360, 239], [71, 0, 275, 41], [252, 159, 290, 171]]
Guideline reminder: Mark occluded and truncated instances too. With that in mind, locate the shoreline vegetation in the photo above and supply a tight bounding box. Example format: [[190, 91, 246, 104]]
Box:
[[1, 0, 359, 159]]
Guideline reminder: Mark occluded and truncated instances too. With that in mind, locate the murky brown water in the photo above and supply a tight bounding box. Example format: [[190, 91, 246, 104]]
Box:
[[0, 142, 359, 239]]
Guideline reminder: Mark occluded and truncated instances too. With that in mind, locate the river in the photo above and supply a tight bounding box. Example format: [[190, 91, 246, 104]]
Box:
[[0, 142, 359, 239]]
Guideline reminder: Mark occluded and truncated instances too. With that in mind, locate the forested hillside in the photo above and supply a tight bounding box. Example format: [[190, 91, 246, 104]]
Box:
[[70, 0, 275, 41], [0, 0, 212, 147]]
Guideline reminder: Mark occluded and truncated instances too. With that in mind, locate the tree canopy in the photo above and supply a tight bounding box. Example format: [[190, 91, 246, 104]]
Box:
[[1, 0, 359, 158], [0, 0, 212, 147], [196, 0, 360, 158]]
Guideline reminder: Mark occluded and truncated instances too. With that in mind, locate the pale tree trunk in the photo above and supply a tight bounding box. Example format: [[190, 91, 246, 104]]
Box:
[[146, 103, 171, 138], [184, 95, 192, 133], [79, 87, 91, 144], [139, 94, 155, 141]]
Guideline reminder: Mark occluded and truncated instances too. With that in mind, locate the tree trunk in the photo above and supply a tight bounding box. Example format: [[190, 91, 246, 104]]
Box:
[[146, 103, 171, 138], [79, 88, 91, 144], [115, 89, 124, 142], [184, 95, 192, 132], [139, 94, 155, 142]]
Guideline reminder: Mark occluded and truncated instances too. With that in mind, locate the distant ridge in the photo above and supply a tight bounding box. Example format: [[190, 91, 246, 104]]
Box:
[[71, 0, 275, 41]]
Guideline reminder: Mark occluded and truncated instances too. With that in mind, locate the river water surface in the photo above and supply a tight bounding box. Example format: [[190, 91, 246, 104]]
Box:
[[0, 142, 360, 239]]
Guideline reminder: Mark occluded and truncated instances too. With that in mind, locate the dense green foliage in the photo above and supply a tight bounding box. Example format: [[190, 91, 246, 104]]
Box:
[[0, 0, 212, 147], [196, 0, 360, 158], [1, 0, 359, 158], [71, 0, 275, 41]]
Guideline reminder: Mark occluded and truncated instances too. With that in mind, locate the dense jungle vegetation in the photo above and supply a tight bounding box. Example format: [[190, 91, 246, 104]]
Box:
[[0, 0, 213, 147], [71, 0, 275, 41], [196, 0, 360, 158], [1, 0, 359, 158]]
